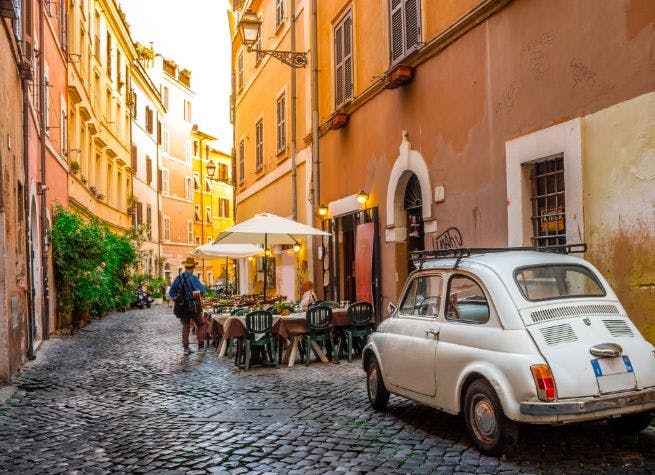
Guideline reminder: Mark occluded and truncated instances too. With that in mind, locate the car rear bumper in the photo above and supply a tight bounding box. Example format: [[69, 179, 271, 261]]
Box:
[[520, 388, 655, 416]]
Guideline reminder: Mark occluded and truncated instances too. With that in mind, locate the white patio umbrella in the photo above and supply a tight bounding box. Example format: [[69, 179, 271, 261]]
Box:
[[191, 243, 264, 294], [213, 212, 330, 299]]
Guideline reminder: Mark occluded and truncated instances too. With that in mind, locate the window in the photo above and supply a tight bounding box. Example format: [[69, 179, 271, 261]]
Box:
[[162, 86, 169, 109], [219, 198, 230, 218], [276, 94, 286, 153], [255, 119, 263, 171], [334, 10, 353, 108], [389, 0, 421, 65], [131, 145, 137, 171], [238, 140, 245, 185], [161, 128, 169, 154], [194, 204, 201, 221], [530, 155, 565, 247], [195, 236, 201, 245], [136, 201, 143, 224], [193, 140, 199, 157], [163, 216, 171, 241], [515, 265, 605, 302], [206, 206, 212, 222], [276, 0, 285, 28], [193, 172, 200, 190], [146, 204, 152, 239], [185, 177, 192, 200], [13, 0, 21, 39], [219, 163, 229, 182], [131, 90, 137, 118], [146, 156, 152, 183], [446, 275, 489, 323], [44, 72, 50, 135], [106, 32, 112, 77], [187, 220, 193, 244], [61, 102, 67, 157], [237, 51, 243, 91], [207, 237, 212, 244], [145, 106, 153, 133], [205, 177, 211, 192], [183, 99, 192, 122], [399, 275, 442, 317], [161, 169, 169, 194], [185, 140, 192, 163]]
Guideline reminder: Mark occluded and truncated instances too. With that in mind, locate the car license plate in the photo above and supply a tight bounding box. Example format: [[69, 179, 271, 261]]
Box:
[[591, 355, 633, 377]]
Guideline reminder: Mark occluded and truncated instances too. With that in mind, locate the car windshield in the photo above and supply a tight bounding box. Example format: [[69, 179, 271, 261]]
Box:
[[514, 264, 606, 301]]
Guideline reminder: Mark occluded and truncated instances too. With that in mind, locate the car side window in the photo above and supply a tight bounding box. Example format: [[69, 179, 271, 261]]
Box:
[[399, 274, 443, 317], [446, 275, 489, 323]]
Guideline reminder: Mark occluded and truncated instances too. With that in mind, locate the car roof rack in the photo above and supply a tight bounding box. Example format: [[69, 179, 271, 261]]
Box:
[[409, 243, 587, 270]]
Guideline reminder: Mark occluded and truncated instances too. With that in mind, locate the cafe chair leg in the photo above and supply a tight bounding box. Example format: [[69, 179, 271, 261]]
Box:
[[345, 330, 353, 363], [304, 335, 311, 366], [243, 341, 251, 371], [330, 333, 339, 364]]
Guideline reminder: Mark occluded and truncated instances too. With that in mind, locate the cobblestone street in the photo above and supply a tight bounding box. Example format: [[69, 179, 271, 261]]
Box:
[[1, 307, 654, 474]]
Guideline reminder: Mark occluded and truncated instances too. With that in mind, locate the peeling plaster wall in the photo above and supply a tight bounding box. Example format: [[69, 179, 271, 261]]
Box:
[[583, 92, 655, 342]]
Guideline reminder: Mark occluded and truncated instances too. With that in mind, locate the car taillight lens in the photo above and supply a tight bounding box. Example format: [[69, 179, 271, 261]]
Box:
[[531, 364, 557, 401]]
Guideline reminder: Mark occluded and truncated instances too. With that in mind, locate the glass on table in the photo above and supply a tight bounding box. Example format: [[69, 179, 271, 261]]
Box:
[[340, 301, 350, 309]]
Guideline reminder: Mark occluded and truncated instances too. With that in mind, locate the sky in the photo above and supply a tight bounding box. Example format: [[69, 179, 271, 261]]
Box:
[[119, 0, 233, 151]]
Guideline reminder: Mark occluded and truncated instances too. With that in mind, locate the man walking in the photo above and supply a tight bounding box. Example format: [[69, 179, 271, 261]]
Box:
[[169, 257, 206, 354]]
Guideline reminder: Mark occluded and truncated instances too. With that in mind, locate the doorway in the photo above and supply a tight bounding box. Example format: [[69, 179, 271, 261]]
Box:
[[404, 174, 424, 273]]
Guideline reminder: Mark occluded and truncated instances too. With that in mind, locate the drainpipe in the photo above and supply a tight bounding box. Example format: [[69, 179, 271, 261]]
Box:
[[155, 110, 162, 276], [39, 0, 50, 339], [290, 0, 297, 220], [310, 0, 319, 216], [22, 54, 35, 360]]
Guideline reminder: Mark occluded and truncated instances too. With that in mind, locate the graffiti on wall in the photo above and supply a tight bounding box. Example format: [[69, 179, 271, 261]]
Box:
[[432, 227, 463, 251]]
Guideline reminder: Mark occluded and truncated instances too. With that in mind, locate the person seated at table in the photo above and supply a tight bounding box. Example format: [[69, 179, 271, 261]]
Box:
[[300, 281, 317, 310]]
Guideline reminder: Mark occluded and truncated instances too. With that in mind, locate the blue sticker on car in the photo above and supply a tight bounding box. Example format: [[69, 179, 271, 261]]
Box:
[[623, 355, 633, 372]]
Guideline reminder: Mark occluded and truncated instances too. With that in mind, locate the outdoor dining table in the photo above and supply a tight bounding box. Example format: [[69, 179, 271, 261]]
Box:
[[211, 308, 351, 366]]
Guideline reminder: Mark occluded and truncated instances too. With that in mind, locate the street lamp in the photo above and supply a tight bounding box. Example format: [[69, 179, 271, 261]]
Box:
[[205, 160, 226, 183], [317, 204, 328, 217], [356, 190, 369, 205], [238, 10, 307, 68]]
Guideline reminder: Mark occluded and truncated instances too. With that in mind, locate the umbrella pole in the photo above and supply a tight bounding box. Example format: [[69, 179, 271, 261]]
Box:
[[263, 234, 267, 302], [225, 256, 228, 295]]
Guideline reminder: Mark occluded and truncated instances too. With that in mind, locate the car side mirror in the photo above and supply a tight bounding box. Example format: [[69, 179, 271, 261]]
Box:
[[387, 302, 398, 317]]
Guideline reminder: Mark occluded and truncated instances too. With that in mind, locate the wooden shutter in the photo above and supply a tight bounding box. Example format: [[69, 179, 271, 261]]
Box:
[[157, 169, 162, 192], [146, 156, 152, 183], [136, 201, 143, 225], [404, 0, 420, 52], [334, 23, 344, 107], [146, 205, 152, 238], [343, 14, 353, 102], [131, 145, 137, 171], [390, 0, 404, 63]]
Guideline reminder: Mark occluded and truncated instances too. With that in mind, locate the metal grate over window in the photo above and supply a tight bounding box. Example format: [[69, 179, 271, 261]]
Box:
[[530, 155, 565, 247]]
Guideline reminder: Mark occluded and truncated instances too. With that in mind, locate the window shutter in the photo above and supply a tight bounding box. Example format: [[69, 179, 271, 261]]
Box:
[[404, 0, 420, 52], [157, 169, 162, 192], [136, 202, 143, 225], [390, 0, 404, 63], [131, 145, 137, 171], [334, 24, 344, 107], [146, 156, 152, 183], [343, 15, 353, 101]]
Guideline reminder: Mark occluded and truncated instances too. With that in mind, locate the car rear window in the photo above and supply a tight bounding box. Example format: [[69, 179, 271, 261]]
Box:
[[514, 264, 606, 301]]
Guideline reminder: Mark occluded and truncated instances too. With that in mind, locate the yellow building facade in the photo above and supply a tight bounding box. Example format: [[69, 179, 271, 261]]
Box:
[[192, 130, 235, 287], [66, 0, 134, 232], [229, 0, 312, 300]]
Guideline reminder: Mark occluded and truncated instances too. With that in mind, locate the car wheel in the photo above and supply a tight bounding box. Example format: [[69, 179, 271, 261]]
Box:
[[366, 357, 389, 411], [609, 412, 654, 434], [464, 379, 518, 455]]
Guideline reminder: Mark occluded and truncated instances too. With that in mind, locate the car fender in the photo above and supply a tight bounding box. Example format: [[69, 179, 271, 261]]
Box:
[[453, 362, 523, 421], [362, 340, 385, 377]]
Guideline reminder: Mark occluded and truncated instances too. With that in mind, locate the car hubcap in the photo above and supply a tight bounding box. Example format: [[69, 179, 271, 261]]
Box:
[[472, 396, 497, 444], [368, 365, 378, 399]]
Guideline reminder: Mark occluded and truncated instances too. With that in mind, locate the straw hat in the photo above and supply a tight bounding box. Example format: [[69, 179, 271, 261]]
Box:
[[181, 256, 197, 268]]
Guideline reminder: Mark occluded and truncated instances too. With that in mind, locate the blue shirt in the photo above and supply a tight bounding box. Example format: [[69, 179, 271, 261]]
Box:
[[169, 272, 206, 300]]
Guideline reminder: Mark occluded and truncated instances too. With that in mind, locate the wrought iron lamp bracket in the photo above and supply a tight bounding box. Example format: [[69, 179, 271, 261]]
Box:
[[248, 47, 307, 68]]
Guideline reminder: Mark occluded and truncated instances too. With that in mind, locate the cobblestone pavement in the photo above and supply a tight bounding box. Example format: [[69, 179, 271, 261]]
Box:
[[1, 307, 654, 474]]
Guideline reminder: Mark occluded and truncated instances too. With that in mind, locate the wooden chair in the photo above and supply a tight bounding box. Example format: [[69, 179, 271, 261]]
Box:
[[345, 302, 374, 362], [241, 311, 277, 371], [304, 305, 338, 366]]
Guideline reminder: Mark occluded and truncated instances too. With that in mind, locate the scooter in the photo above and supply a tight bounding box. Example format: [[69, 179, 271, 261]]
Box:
[[132, 289, 154, 309]]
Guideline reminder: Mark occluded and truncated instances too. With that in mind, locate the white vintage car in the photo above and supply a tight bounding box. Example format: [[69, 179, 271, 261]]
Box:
[[363, 247, 655, 455]]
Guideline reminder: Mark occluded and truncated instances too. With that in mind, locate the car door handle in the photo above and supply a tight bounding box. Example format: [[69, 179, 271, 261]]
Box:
[[425, 328, 439, 337]]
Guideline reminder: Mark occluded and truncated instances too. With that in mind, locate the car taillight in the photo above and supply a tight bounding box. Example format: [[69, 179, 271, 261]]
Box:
[[531, 364, 557, 401]]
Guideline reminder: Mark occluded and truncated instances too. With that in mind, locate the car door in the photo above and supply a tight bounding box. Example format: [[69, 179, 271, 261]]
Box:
[[382, 273, 444, 397]]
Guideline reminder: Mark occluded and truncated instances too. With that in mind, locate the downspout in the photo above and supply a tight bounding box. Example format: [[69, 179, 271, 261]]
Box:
[[290, 0, 297, 220], [22, 49, 35, 360], [155, 109, 162, 276], [310, 0, 319, 215], [39, 0, 49, 339]]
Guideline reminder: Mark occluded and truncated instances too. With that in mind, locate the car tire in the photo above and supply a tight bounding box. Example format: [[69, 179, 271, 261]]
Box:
[[609, 412, 654, 434], [464, 379, 518, 455], [366, 357, 390, 411]]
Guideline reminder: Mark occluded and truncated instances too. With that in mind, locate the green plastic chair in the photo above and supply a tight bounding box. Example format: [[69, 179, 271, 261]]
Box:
[[344, 302, 374, 362], [316, 300, 340, 309], [235, 308, 251, 316], [304, 305, 338, 366], [241, 311, 277, 371]]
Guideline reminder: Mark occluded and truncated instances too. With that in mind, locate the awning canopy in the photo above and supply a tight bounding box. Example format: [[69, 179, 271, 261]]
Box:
[[191, 243, 264, 259], [214, 212, 330, 245]]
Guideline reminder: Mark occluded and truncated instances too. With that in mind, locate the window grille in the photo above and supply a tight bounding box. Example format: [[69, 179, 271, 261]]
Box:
[[276, 0, 285, 28], [238, 140, 245, 185], [530, 155, 566, 247], [237, 51, 243, 90]]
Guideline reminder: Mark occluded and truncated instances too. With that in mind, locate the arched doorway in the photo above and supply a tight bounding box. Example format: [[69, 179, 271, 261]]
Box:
[[404, 174, 424, 273]]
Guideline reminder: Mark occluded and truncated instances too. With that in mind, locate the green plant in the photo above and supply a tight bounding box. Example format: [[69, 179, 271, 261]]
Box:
[[69, 160, 80, 175], [51, 206, 138, 327]]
